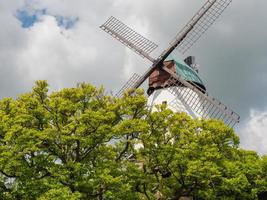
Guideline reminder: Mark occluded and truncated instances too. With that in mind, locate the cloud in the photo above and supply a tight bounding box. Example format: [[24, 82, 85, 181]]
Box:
[[0, 0, 128, 97], [16, 8, 78, 30], [16, 15, 97, 86], [239, 109, 267, 155], [191, 0, 267, 119], [0, 0, 267, 133]]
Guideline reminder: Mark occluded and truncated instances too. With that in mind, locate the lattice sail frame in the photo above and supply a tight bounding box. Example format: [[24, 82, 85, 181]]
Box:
[[163, 66, 240, 127], [115, 63, 158, 97], [100, 16, 157, 62], [171, 0, 233, 54], [115, 73, 142, 98]]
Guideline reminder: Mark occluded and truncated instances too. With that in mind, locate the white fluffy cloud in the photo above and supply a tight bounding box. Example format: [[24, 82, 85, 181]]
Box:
[[17, 15, 98, 88], [1, 0, 170, 96], [239, 109, 267, 155], [1, 0, 267, 152]]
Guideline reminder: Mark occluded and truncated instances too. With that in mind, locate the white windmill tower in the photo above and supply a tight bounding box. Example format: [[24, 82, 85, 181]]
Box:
[[100, 0, 240, 127]]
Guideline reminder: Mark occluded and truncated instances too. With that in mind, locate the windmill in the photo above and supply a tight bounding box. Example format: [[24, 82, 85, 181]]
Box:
[[100, 0, 240, 127]]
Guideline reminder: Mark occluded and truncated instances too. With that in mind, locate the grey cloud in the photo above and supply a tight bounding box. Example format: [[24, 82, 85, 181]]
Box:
[[239, 108, 267, 155], [0, 0, 267, 153]]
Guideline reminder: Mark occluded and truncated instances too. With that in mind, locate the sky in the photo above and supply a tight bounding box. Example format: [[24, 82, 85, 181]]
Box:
[[0, 0, 267, 154]]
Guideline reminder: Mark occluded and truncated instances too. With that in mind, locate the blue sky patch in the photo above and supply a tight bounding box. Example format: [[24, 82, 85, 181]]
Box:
[[16, 8, 78, 30], [55, 16, 79, 29], [16, 9, 46, 28]]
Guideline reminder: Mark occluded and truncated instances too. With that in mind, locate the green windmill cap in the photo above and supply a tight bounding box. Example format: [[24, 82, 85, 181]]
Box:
[[166, 55, 205, 90]]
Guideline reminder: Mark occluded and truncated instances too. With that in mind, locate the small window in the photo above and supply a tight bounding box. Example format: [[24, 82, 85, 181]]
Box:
[[162, 101, 167, 105]]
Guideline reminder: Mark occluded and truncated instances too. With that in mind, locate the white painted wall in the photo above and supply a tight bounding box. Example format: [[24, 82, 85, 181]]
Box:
[[147, 86, 204, 119], [135, 86, 204, 150]]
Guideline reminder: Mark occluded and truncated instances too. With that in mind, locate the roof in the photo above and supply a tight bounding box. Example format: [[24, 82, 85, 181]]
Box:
[[167, 56, 206, 90]]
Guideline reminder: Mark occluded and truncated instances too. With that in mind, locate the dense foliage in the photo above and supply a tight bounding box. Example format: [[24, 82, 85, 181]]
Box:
[[0, 81, 266, 199]]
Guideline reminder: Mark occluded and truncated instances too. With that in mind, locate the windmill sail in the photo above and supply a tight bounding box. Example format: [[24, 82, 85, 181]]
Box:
[[163, 66, 240, 127], [157, 0, 232, 63], [116, 62, 162, 97], [115, 73, 142, 98], [100, 0, 240, 127], [100, 16, 157, 62], [100, 1, 234, 90], [170, 0, 232, 54]]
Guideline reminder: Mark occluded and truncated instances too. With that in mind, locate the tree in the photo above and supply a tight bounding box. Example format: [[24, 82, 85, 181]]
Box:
[[0, 81, 266, 199]]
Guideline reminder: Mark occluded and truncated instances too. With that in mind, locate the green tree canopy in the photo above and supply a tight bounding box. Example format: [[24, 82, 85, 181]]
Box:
[[0, 81, 266, 199]]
